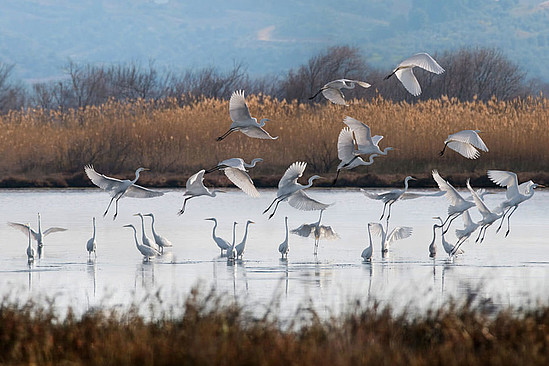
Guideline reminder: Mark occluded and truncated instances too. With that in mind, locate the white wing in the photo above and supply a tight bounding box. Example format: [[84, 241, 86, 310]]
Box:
[[368, 223, 384, 237], [223, 167, 260, 197], [432, 170, 467, 206], [487, 170, 519, 199], [360, 189, 383, 201], [319, 225, 339, 240], [342, 116, 376, 151], [398, 53, 445, 74], [85, 165, 126, 197], [240, 125, 278, 140], [395, 68, 421, 96], [43, 227, 68, 236], [337, 128, 356, 162], [290, 224, 314, 238], [8, 222, 39, 241], [371, 135, 384, 146], [400, 190, 446, 200], [466, 179, 492, 217], [446, 130, 488, 152], [278, 162, 306, 189], [446, 141, 480, 159], [229, 90, 252, 123], [288, 190, 331, 211], [387, 226, 413, 244], [322, 88, 347, 105], [125, 185, 164, 198], [348, 80, 371, 89]]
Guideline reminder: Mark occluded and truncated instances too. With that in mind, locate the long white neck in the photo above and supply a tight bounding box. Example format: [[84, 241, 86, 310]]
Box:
[[242, 222, 251, 243], [306, 177, 318, 189], [381, 147, 392, 155], [231, 222, 237, 249], [27, 227, 32, 251], [245, 158, 262, 168], [37, 214, 42, 234], [92, 218, 96, 239], [130, 226, 139, 248], [403, 177, 411, 191], [210, 219, 218, 239], [132, 169, 142, 184], [367, 226, 373, 250], [138, 215, 146, 237], [149, 215, 158, 237], [284, 218, 288, 242]]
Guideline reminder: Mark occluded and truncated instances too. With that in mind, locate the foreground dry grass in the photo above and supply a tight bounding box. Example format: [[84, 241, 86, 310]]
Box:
[[0, 95, 547, 187], [1, 290, 548, 365]]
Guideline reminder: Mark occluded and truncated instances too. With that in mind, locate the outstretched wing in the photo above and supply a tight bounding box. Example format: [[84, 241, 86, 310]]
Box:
[[400, 190, 446, 200], [8, 222, 39, 241], [240, 126, 278, 140], [337, 128, 356, 162], [125, 185, 164, 198], [229, 90, 252, 123], [466, 179, 491, 217], [360, 189, 383, 201], [322, 88, 347, 105], [447, 130, 488, 152], [224, 167, 260, 197], [288, 190, 331, 211], [387, 226, 413, 244], [43, 227, 68, 236], [446, 141, 480, 159], [290, 224, 314, 238], [343, 116, 376, 151], [319, 225, 339, 240], [487, 170, 519, 200], [398, 53, 445, 74], [395, 68, 421, 96], [368, 223, 384, 237], [84, 165, 125, 197], [432, 170, 467, 206], [279, 162, 306, 189]]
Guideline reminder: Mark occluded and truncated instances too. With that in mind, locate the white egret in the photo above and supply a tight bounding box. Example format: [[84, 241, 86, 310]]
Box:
[[235, 220, 255, 259], [433, 217, 463, 258], [217, 90, 278, 141], [487, 170, 542, 237], [432, 170, 475, 232], [454, 210, 480, 248], [362, 223, 374, 261], [204, 218, 231, 255], [227, 222, 238, 262], [9, 213, 67, 259], [440, 130, 488, 159], [178, 170, 220, 215], [428, 223, 438, 258], [369, 222, 413, 253], [290, 210, 339, 255], [134, 213, 159, 252], [26, 224, 35, 264], [143, 213, 173, 253], [263, 161, 330, 220], [278, 216, 289, 259], [343, 117, 394, 157], [86, 217, 97, 259], [309, 79, 371, 106], [333, 125, 380, 185], [205, 157, 262, 197], [384, 52, 444, 96], [465, 179, 501, 243], [361, 176, 416, 221], [123, 224, 160, 261], [85, 165, 163, 220]]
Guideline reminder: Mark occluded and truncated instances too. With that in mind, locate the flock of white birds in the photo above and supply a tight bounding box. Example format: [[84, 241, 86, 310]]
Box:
[[9, 53, 542, 264]]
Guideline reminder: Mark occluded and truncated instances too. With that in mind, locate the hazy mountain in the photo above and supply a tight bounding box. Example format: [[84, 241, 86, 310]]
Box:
[[1, 0, 548, 83]]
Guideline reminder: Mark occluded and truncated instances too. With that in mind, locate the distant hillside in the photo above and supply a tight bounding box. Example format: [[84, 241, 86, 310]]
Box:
[[1, 0, 548, 83]]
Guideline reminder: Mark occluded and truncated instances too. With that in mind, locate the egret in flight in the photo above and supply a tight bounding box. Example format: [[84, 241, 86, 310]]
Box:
[[385, 53, 444, 96], [362, 223, 374, 261], [290, 210, 339, 255], [309, 79, 371, 106], [123, 224, 160, 262], [204, 217, 231, 256], [263, 161, 330, 219], [9, 213, 67, 259], [86, 217, 97, 259], [440, 130, 488, 159], [368, 222, 413, 254], [278, 216, 289, 259], [488, 170, 542, 237], [235, 220, 255, 259], [143, 213, 173, 253], [334, 126, 379, 185], [85, 165, 163, 220], [343, 117, 394, 157], [217, 90, 278, 141], [178, 170, 220, 215], [361, 176, 416, 222], [205, 157, 263, 197], [465, 179, 501, 243], [432, 170, 475, 232], [454, 210, 480, 250]]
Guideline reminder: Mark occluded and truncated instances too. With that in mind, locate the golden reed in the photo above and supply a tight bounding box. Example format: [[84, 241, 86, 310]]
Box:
[[0, 95, 547, 185]]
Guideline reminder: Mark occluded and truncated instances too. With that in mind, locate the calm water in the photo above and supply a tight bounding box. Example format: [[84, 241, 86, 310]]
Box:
[[1, 188, 548, 318]]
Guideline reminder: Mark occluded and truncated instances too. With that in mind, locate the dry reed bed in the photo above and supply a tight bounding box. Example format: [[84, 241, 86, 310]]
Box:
[[0, 290, 548, 365], [0, 95, 547, 187]]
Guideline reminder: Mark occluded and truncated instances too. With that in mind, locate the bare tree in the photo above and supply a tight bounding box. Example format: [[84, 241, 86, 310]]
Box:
[[0, 63, 26, 113]]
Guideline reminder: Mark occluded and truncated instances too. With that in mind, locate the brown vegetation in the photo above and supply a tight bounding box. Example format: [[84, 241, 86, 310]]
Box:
[[0, 289, 548, 365], [0, 95, 547, 188]]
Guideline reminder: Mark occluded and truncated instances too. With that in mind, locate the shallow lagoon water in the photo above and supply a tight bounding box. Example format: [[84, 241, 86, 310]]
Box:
[[0, 188, 548, 319]]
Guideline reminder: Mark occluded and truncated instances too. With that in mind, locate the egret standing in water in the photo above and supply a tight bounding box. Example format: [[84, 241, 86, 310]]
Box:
[[368, 222, 413, 254], [384, 52, 445, 96], [278, 216, 289, 259], [143, 213, 173, 253], [235, 220, 255, 259], [227, 222, 238, 262], [86, 217, 97, 260], [217, 90, 278, 141], [134, 213, 159, 252], [9, 213, 67, 259], [309, 79, 371, 106], [178, 170, 220, 215], [205, 157, 263, 197], [26, 224, 35, 264], [204, 218, 231, 256], [440, 130, 488, 159], [123, 224, 160, 262], [362, 223, 374, 262], [85, 165, 163, 220], [263, 161, 330, 219]]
